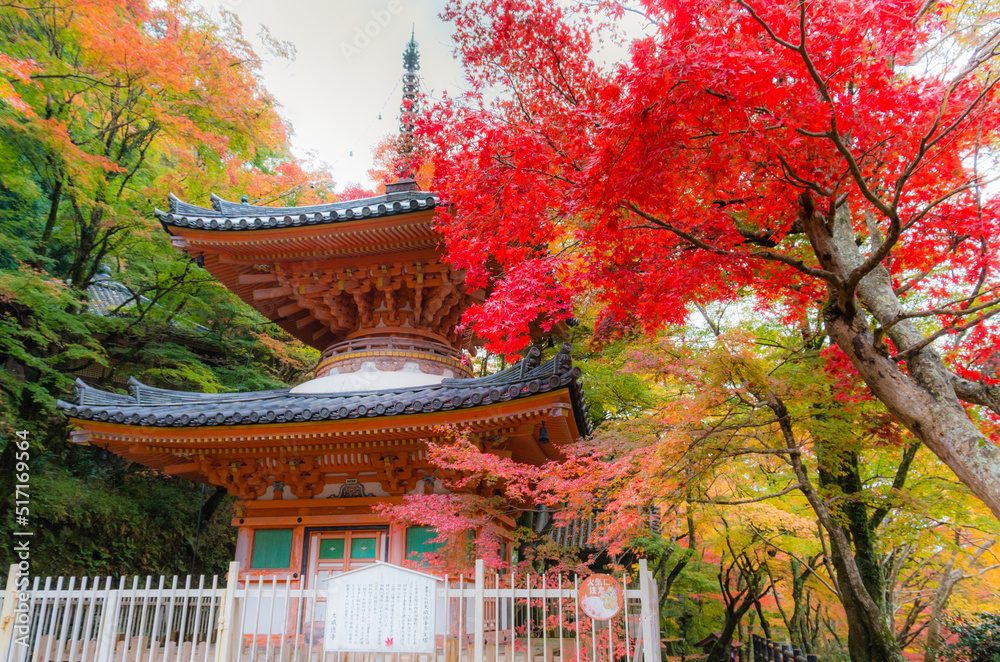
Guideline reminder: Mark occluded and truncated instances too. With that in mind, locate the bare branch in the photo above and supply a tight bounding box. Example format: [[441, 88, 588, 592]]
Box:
[[691, 484, 804, 505], [624, 202, 841, 284], [892, 306, 1000, 362]]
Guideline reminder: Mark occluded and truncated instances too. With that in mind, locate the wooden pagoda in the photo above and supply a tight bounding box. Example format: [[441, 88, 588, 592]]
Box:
[[59, 33, 589, 583], [58, 184, 589, 583]]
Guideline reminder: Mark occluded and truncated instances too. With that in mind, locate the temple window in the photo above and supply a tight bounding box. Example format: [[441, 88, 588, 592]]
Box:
[[318, 538, 345, 560], [405, 526, 444, 565], [250, 528, 293, 569], [350, 536, 378, 559]]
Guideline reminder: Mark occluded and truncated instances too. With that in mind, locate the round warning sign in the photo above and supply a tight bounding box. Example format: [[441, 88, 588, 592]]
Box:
[[578, 574, 624, 620]]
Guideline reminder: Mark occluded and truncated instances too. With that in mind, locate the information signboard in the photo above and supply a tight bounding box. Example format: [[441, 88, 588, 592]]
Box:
[[323, 563, 439, 653]]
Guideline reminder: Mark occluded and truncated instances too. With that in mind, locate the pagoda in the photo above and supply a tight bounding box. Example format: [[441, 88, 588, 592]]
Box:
[[57, 36, 589, 583]]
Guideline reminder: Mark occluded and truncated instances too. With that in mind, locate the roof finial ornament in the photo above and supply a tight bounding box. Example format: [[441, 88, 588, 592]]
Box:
[[387, 25, 422, 193], [398, 26, 420, 160]]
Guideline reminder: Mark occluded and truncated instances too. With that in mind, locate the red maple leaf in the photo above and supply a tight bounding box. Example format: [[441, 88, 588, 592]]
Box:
[[426, 0, 1000, 521]]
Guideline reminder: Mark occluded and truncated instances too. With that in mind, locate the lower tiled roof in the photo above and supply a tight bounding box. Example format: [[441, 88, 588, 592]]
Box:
[[58, 344, 591, 435]]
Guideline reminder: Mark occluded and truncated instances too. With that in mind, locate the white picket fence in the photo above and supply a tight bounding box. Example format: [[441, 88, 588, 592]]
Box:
[[0, 561, 661, 662]]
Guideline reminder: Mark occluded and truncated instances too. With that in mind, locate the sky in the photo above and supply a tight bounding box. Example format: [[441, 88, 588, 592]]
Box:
[[197, 0, 466, 190]]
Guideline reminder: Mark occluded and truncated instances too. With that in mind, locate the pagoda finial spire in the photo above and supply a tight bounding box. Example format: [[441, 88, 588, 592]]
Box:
[[397, 26, 420, 176]]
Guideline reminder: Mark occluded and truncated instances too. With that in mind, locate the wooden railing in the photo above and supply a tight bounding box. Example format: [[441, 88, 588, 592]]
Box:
[[0, 561, 662, 662], [319, 337, 462, 364], [751, 635, 819, 662], [316, 336, 470, 378]]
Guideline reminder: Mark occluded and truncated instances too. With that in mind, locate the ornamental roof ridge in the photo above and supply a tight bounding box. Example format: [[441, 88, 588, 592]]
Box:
[[57, 344, 591, 435], [160, 191, 438, 231], [71, 378, 293, 407]]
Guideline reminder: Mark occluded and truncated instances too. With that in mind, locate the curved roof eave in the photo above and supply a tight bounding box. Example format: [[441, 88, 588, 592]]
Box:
[[157, 191, 439, 233], [59, 344, 592, 436]]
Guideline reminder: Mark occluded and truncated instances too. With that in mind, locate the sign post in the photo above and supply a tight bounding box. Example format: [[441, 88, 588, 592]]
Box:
[[578, 574, 624, 621]]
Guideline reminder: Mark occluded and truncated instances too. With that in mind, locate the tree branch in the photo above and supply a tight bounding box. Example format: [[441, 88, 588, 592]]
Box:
[[869, 442, 921, 531], [691, 483, 804, 505], [624, 202, 841, 284]]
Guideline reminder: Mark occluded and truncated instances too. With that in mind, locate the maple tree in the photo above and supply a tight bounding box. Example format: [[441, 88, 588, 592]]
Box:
[[941, 613, 1000, 662], [380, 313, 1000, 661], [698, 521, 775, 662], [0, 51, 33, 115], [630, 326, 1000, 662], [366, 132, 435, 193], [424, 0, 1000, 538], [0, 0, 329, 576], [0, 0, 332, 290]]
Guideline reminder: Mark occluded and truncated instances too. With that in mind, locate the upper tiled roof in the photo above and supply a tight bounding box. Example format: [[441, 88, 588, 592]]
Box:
[[156, 191, 438, 232], [58, 344, 591, 436]]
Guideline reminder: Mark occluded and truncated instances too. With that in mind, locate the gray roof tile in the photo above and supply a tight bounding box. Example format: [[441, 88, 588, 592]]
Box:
[[58, 344, 591, 436], [85, 277, 209, 332], [158, 191, 438, 232], [86, 278, 135, 316]]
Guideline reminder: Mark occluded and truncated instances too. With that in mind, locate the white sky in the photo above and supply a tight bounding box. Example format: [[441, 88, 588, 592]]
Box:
[[193, 1, 650, 192], [196, 0, 465, 190]]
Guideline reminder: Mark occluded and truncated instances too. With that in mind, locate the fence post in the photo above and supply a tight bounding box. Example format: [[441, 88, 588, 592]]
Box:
[[214, 562, 240, 662], [638, 560, 659, 662], [473, 560, 485, 662], [0, 564, 21, 662], [95, 588, 121, 662]]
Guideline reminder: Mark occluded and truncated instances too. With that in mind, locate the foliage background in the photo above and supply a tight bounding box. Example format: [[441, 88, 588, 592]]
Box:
[[0, 0, 325, 576], [3, 1, 1000, 660]]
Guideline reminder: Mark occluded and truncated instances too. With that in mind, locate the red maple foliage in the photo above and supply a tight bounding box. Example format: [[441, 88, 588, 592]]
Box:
[[423, 0, 1000, 519]]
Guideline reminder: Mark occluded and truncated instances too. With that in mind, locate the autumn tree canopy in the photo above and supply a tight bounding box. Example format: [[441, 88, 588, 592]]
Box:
[[0, 0, 330, 576], [423, 0, 1000, 523], [2, 1, 998, 659], [0, 0, 334, 289]]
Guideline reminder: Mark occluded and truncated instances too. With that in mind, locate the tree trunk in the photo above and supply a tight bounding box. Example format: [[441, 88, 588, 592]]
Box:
[[656, 512, 695, 609], [66, 195, 102, 290], [923, 558, 963, 662], [774, 399, 904, 662], [788, 560, 809, 652], [822, 301, 1000, 518], [199, 485, 231, 524], [753, 595, 773, 641], [706, 605, 750, 662], [815, 441, 902, 662], [826, 534, 901, 662], [35, 177, 62, 256], [802, 199, 1000, 522]]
